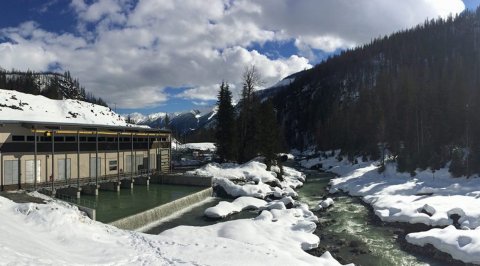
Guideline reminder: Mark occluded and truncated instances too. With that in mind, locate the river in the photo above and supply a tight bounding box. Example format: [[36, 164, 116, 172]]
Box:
[[145, 167, 444, 265]]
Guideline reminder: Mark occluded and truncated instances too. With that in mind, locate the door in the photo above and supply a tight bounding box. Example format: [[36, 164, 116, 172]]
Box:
[[25, 160, 41, 183], [4, 160, 19, 186]]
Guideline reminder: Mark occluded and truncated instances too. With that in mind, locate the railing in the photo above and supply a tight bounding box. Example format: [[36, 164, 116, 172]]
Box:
[[23, 169, 162, 191], [55, 193, 97, 209]]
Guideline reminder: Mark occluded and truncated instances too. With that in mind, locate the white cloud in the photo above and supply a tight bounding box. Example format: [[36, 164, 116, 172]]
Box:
[[0, 0, 465, 109]]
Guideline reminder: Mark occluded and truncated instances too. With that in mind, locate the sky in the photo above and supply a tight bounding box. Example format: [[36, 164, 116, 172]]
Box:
[[0, 0, 477, 115]]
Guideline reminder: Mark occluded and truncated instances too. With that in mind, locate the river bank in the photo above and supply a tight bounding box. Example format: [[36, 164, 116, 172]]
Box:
[[299, 151, 480, 265]]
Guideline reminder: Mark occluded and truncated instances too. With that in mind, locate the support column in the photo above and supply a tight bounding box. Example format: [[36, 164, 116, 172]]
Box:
[[147, 134, 150, 175], [130, 133, 134, 180], [77, 130, 80, 188], [51, 131, 55, 196], [34, 126, 37, 190], [95, 129, 98, 185], [117, 132, 120, 183]]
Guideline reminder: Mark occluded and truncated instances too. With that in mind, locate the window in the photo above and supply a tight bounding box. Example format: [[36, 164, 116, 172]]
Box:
[[12, 135, 25, 141], [26, 160, 41, 183], [58, 159, 71, 180], [98, 137, 106, 142], [123, 137, 131, 142], [109, 160, 118, 171], [107, 137, 114, 142], [80, 137, 87, 142], [26, 136, 38, 142], [4, 160, 19, 185], [87, 137, 96, 142], [65, 136, 76, 142], [54, 136, 64, 142], [40, 136, 52, 142]]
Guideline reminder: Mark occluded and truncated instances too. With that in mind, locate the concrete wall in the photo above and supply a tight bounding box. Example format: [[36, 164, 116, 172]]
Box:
[[110, 187, 213, 231]]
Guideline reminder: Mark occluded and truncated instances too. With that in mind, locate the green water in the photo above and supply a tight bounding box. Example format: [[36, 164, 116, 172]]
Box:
[[80, 184, 205, 223], [145, 197, 259, 234], [300, 170, 440, 266]]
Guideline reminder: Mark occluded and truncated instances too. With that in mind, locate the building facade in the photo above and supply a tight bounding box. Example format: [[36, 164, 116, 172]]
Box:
[[0, 121, 171, 191]]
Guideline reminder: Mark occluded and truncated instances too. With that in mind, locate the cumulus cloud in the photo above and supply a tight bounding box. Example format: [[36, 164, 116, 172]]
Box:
[[0, 0, 465, 109]]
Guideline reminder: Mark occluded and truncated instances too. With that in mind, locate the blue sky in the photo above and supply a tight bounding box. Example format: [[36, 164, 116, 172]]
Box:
[[0, 0, 476, 114]]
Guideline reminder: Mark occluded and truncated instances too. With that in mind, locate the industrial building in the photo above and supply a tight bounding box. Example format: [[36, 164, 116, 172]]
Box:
[[0, 120, 171, 193]]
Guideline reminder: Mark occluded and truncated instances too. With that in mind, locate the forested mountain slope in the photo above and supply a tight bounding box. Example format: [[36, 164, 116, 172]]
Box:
[[273, 8, 480, 175]]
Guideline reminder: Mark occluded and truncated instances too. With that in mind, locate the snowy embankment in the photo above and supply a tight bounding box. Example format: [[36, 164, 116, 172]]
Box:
[[188, 160, 304, 199], [174, 142, 216, 151], [0, 89, 128, 126], [300, 151, 480, 264], [0, 160, 347, 265]]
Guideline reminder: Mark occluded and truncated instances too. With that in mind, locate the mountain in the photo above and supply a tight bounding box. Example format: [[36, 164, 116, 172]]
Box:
[[0, 69, 107, 106], [122, 74, 297, 136], [123, 107, 217, 135], [0, 88, 127, 126], [270, 8, 480, 174]]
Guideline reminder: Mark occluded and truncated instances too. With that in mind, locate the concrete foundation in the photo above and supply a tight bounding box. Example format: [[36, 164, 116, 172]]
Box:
[[135, 176, 150, 186], [151, 174, 212, 187], [56, 187, 81, 199], [81, 184, 99, 196], [99, 181, 121, 192], [120, 179, 134, 189]]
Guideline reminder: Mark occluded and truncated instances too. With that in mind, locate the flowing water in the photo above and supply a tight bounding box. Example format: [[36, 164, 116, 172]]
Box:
[[300, 170, 441, 266]]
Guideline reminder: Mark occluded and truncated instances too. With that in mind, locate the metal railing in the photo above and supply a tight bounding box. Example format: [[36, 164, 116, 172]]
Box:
[[23, 169, 162, 191]]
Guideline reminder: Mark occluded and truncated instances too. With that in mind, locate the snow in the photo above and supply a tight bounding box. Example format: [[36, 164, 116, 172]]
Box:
[[0, 192, 347, 266], [189, 161, 306, 199], [406, 225, 480, 264], [313, 198, 334, 211], [0, 89, 129, 126], [205, 196, 267, 219], [311, 152, 480, 264], [204, 196, 295, 219], [175, 142, 216, 151]]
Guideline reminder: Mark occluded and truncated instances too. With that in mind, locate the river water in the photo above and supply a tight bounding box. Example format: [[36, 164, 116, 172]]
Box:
[[299, 170, 441, 266], [145, 169, 443, 265]]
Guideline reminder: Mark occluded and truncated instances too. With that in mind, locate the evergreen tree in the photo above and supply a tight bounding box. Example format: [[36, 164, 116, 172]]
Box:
[[257, 100, 281, 170], [215, 82, 236, 161], [164, 114, 170, 129]]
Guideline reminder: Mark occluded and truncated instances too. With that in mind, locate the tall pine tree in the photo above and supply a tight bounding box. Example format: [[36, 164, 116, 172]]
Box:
[[215, 82, 236, 162]]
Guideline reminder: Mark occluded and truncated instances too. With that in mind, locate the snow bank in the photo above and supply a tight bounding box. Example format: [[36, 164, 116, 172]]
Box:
[[204, 196, 295, 219], [176, 142, 216, 151], [204, 197, 267, 219], [406, 226, 480, 264], [0, 194, 347, 266], [0, 89, 127, 126], [190, 161, 306, 199], [314, 152, 480, 264]]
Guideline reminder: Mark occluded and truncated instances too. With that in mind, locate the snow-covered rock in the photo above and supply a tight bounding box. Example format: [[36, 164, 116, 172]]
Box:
[[406, 226, 480, 264], [204, 197, 267, 219], [313, 198, 334, 211]]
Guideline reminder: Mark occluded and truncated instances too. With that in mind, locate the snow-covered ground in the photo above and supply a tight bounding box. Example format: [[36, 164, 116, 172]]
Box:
[[174, 142, 216, 151], [302, 151, 480, 264], [0, 89, 128, 126], [0, 160, 347, 265]]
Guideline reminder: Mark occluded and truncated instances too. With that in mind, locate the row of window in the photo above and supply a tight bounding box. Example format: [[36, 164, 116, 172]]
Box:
[[11, 135, 168, 143]]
